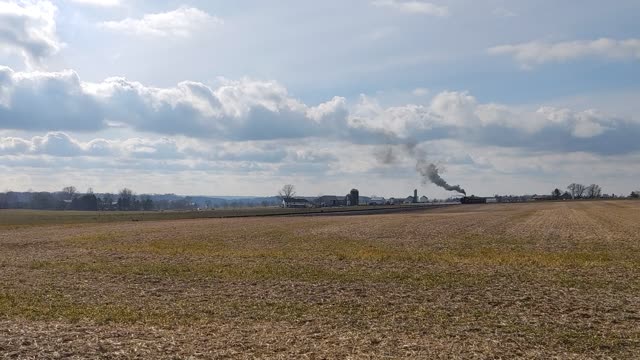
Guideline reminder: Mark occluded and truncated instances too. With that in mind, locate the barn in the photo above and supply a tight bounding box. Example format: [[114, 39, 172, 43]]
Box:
[[282, 198, 311, 208]]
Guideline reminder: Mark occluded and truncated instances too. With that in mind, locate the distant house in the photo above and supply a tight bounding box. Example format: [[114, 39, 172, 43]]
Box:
[[532, 195, 554, 201], [486, 197, 498, 203], [387, 197, 403, 205], [314, 195, 345, 207], [419, 196, 429, 203], [403, 196, 415, 204], [368, 197, 386, 205], [282, 198, 311, 208]]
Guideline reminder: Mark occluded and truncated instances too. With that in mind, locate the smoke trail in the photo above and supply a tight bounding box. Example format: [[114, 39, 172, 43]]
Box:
[[416, 159, 466, 195], [373, 146, 399, 165], [374, 141, 418, 165], [372, 137, 466, 194]]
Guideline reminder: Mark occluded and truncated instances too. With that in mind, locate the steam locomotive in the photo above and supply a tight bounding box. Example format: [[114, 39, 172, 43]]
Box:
[[460, 196, 487, 204]]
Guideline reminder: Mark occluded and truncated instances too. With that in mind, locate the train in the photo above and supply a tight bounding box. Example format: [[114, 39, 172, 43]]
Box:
[[460, 196, 487, 204]]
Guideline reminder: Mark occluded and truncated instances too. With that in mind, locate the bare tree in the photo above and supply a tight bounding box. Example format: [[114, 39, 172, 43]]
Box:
[[141, 196, 154, 211], [118, 188, 134, 211], [101, 194, 112, 209], [586, 184, 602, 199], [278, 184, 296, 200], [567, 183, 586, 199], [62, 186, 77, 200]]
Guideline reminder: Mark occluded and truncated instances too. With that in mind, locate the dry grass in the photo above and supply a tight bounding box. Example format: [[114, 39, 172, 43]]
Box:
[[0, 205, 436, 229], [1, 201, 639, 358]]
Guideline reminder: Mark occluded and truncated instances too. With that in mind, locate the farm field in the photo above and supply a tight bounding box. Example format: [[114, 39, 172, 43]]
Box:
[[1, 201, 639, 358], [0, 204, 445, 229]]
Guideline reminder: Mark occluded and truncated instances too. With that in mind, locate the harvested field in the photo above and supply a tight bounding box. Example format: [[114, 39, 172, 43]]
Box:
[[1, 201, 639, 358], [0, 204, 445, 229]]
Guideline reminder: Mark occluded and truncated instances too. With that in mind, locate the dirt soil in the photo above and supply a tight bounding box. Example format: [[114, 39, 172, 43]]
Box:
[[1, 201, 639, 359]]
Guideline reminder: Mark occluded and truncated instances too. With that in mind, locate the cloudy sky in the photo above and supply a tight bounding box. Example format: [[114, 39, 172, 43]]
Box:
[[1, 0, 640, 197]]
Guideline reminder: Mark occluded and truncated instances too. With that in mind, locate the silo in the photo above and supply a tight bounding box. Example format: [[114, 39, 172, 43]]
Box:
[[350, 189, 360, 207]]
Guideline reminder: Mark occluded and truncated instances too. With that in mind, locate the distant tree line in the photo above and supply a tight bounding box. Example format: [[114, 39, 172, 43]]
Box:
[[486, 184, 636, 203], [563, 183, 603, 199], [547, 183, 640, 200], [0, 187, 156, 211], [0, 186, 282, 211]]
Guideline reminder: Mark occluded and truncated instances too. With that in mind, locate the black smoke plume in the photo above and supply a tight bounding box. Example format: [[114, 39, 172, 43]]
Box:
[[374, 140, 466, 195], [416, 160, 466, 195]]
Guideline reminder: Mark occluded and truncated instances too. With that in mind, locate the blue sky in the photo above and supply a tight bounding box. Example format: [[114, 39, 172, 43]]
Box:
[[1, 0, 640, 197]]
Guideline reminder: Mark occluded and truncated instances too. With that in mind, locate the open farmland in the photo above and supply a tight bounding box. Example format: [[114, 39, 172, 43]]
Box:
[[1, 201, 639, 358], [0, 204, 446, 229]]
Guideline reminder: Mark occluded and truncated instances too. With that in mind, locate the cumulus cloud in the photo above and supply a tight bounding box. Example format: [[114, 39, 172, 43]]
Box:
[[349, 91, 640, 154], [0, 66, 352, 140], [0, 66, 104, 131], [99, 7, 221, 37], [1, 66, 639, 155], [371, 0, 448, 16], [0, 132, 89, 156], [0, 135, 30, 154], [488, 38, 640, 69], [0, 0, 60, 66], [0, 133, 189, 160], [3, 131, 640, 196], [0, 132, 339, 166], [68, 0, 121, 6], [535, 107, 613, 138]]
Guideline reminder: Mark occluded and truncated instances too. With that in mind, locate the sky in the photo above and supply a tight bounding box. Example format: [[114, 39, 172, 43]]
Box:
[[1, 0, 640, 198]]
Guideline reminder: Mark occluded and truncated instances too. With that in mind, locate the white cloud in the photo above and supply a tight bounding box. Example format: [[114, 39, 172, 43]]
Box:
[[349, 95, 422, 137], [1, 66, 638, 155], [371, 0, 448, 16], [0, 0, 60, 66], [429, 91, 478, 127], [99, 7, 222, 37], [489, 38, 640, 69], [31, 132, 83, 156], [535, 107, 612, 138], [0, 66, 104, 131], [0, 135, 29, 154], [4, 133, 640, 197], [0, 133, 344, 178], [67, 0, 121, 6], [349, 91, 637, 154], [0, 133, 183, 158], [1, 66, 354, 141]]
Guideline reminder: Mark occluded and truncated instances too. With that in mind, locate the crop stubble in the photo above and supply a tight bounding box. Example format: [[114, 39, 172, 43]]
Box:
[[0, 201, 639, 358]]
